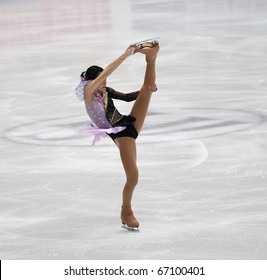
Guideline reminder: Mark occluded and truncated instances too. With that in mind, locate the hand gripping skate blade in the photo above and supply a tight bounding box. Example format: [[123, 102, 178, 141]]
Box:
[[122, 224, 139, 232]]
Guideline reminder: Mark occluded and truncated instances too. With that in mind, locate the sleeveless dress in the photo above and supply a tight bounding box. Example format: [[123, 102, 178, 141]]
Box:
[[75, 79, 138, 144]]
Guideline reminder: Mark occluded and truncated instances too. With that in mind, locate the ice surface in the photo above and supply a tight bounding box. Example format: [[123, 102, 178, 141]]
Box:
[[0, 0, 267, 259]]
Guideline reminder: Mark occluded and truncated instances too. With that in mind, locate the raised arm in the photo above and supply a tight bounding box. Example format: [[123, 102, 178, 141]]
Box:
[[84, 47, 135, 106]]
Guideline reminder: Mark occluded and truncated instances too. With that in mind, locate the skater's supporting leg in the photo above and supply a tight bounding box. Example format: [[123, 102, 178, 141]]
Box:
[[115, 137, 139, 228], [115, 137, 138, 206]]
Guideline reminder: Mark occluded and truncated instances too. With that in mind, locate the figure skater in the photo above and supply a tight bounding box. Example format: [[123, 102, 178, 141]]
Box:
[[75, 40, 159, 230]]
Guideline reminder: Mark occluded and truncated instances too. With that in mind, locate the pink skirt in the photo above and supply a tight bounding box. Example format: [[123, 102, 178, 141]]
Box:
[[81, 124, 126, 145]]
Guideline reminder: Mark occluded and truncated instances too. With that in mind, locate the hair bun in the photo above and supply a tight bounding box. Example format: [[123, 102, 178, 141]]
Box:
[[80, 71, 86, 81]]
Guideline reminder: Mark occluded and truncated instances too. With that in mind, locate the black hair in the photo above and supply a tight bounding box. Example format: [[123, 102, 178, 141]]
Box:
[[80, 65, 103, 81]]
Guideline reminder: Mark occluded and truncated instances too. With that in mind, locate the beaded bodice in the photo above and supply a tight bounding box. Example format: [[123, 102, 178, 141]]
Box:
[[75, 79, 139, 129], [86, 94, 113, 129]]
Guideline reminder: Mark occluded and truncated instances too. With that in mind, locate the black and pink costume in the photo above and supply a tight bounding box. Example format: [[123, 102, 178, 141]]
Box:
[[75, 79, 139, 144]]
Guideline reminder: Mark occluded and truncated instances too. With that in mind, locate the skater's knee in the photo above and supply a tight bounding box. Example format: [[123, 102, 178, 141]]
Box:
[[127, 175, 138, 187], [126, 169, 139, 186], [140, 84, 157, 93], [140, 84, 153, 94]]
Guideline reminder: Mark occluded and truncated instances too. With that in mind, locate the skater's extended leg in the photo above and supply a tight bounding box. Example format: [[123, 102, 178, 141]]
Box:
[[115, 137, 139, 228], [130, 44, 159, 133]]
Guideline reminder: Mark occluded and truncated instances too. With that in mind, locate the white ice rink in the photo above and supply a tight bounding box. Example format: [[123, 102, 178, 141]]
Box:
[[1, 0, 267, 260]]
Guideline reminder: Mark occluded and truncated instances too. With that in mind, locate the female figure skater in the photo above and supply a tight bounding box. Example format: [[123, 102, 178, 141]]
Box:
[[75, 41, 159, 230]]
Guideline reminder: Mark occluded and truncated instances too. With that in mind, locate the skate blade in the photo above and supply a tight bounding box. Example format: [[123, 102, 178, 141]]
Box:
[[122, 224, 139, 232], [133, 37, 160, 45]]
